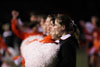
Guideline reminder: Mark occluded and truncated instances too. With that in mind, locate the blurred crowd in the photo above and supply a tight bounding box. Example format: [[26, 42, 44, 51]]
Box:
[[79, 16, 100, 67], [0, 10, 100, 67]]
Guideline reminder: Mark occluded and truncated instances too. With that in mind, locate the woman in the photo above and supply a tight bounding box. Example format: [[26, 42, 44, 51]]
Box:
[[50, 14, 79, 67]]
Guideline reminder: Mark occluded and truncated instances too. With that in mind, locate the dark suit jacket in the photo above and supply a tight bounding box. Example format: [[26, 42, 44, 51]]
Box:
[[57, 36, 78, 67]]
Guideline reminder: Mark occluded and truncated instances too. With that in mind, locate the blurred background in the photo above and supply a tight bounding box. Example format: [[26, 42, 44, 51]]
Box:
[[0, 0, 100, 67]]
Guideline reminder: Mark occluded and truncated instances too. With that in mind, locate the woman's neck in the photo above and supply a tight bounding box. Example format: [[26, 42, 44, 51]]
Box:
[[55, 32, 67, 40]]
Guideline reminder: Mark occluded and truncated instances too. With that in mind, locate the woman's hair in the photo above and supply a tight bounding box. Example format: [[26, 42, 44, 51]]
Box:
[[51, 14, 80, 44]]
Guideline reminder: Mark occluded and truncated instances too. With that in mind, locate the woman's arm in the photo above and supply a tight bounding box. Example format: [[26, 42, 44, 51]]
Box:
[[11, 19, 26, 40]]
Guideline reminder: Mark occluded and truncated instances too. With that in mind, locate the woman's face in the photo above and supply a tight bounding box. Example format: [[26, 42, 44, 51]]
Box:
[[45, 17, 54, 35], [40, 16, 54, 35], [12, 10, 19, 18], [50, 19, 65, 40], [30, 15, 37, 22]]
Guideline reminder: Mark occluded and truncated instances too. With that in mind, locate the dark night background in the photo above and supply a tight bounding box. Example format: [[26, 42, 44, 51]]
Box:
[[0, 0, 100, 32], [0, 1, 100, 67]]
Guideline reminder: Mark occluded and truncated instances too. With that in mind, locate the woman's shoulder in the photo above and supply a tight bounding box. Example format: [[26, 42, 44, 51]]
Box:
[[61, 36, 79, 48]]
